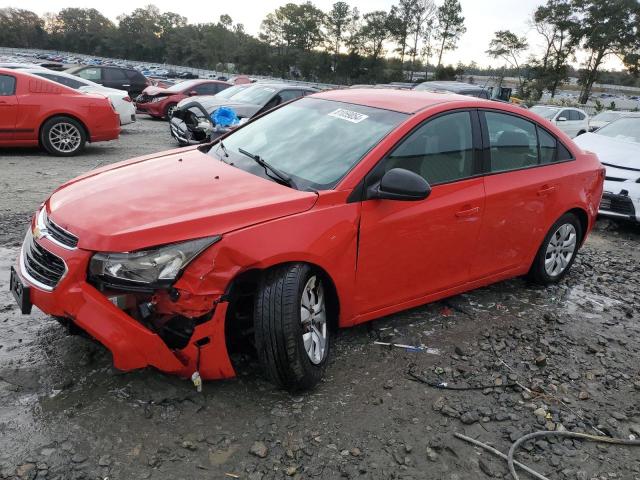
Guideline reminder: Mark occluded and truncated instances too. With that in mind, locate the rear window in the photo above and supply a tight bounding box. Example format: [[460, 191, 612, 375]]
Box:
[[75, 67, 101, 81], [35, 73, 85, 89], [125, 69, 146, 82], [104, 68, 128, 82], [0, 74, 16, 95]]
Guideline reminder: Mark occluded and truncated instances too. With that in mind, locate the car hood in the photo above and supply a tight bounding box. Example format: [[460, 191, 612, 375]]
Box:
[[142, 86, 177, 96], [178, 96, 262, 117], [47, 148, 318, 252], [574, 132, 640, 180]]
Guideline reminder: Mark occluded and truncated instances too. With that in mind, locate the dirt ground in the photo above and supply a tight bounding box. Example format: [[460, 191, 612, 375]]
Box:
[[1, 118, 639, 480]]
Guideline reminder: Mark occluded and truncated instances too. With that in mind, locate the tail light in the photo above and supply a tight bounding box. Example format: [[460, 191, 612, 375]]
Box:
[[123, 96, 132, 102]]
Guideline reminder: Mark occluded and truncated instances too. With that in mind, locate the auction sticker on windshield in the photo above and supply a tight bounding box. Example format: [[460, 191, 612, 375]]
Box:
[[328, 108, 369, 123]]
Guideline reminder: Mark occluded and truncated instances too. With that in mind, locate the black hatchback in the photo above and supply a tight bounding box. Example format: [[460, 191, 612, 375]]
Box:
[[65, 66, 149, 97]]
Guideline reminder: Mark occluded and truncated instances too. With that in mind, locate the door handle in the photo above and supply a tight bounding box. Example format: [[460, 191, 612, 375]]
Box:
[[122, 84, 130, 87], [455, 206, 480, 218], [537, 185, 556, 196]]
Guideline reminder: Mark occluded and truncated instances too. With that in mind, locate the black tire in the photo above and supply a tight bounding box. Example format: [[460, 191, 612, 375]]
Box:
[[254, 264, 331, 391], [528, 213, 582, 285], [164, 103, 178, 119], [40, 116, 86, 156]]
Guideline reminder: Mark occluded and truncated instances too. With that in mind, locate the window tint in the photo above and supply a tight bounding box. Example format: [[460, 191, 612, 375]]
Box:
[[0, 74, 16, 95], [559, 110, 572, 121], [485, 112, 538, 172], [104, 68, 127, 82], [125, 69, 145, 82], [538, 127, 557, 164], [384, 111, 474, 185], [572, 110, 585, 121], [76, 67, 101, 81], [279, 90, 304, 103], [193, 83, 223, 95], [36, 73, 85, 89]]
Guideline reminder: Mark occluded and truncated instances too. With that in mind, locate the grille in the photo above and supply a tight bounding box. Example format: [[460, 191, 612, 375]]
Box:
[[600, 193, 636, 216], [23, 232, 66, 288], [45, 214, 78, 248]]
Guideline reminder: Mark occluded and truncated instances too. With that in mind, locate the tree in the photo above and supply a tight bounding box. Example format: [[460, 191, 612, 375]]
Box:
[[486, 30, 529, 93], [570, 0, 640, 104], [0, 8, 47, 49], [218, 14, 233, 29], [324, 2, 353, 72], [407, 0, 436, 79], [359, 10, 390, 65], [531, 0, 576, 98], [47, 8, 116, 55], [434, 0, 466, 67], [388, 0, 418, 68]]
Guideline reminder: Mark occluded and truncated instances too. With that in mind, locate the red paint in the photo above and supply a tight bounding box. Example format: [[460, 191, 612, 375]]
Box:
[[0, 68, 120, 147], [135, 80, 231, 118], [16, 90, 604, 381]]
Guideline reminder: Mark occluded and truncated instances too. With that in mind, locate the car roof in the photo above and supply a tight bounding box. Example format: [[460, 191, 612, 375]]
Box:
[[416, 81, 485, 92], [254, 83, 318, 91], [310, 88, 480, 114]]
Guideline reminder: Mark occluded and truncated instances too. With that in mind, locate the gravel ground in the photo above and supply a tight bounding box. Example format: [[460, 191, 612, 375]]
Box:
[[1, 117, 640, 480]]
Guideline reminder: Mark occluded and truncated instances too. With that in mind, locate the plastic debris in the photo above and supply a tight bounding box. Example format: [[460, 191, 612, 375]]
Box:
[[211, 106, 239, 128], [374, 341, 439, 354]]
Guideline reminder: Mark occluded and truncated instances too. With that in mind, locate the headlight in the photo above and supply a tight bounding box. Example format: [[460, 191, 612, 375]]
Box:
[[89, 236, 220, 289], [150, 97, 164, 103]]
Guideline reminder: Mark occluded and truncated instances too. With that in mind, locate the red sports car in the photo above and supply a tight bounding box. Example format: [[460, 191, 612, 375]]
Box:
[[10, 89, 604, 390], [0, 68, 120, 156], [135, 79, 231, 119]]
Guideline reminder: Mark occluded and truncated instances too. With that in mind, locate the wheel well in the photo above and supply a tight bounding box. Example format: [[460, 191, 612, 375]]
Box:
[[39, 114, 90, 144], [223, 263, 340, 357], [567, 207, 588, 244]]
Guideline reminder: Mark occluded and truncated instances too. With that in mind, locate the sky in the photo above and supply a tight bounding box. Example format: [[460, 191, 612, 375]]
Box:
[[1, 0, 625, 70]]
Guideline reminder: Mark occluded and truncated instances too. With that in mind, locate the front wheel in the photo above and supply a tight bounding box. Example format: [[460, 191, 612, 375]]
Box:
[[165, 103, 177, 119], [254, 264, 331, 391], [528, 213, 582, 285]]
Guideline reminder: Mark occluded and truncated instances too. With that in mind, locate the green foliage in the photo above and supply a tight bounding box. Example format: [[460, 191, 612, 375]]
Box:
[[434, 64, 462, 80], [434, 0, 466, 66]]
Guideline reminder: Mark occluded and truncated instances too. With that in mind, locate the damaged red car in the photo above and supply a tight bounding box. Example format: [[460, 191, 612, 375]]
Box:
[[10, 89, 604, 390], [135, 79, 231, 119]]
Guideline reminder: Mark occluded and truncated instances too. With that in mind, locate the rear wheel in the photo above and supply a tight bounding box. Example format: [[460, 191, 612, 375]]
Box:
[[254, 264, 331, 391], [528, 213, 582, 285], [40, 116, 86, 156]]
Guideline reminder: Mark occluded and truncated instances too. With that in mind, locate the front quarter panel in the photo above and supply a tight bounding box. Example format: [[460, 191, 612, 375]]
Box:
[[174, 190, 361, 325]]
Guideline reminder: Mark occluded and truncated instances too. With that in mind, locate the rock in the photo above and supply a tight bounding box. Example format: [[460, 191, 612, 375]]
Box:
[[478, 458, 496, 477], [611, 412, 627, 421], [98, 455, 111, 467], [15, 464, 36, 479], [182, 440, 197, 451], [460, 412, 479, 425], [350, 447, 361, 457], [71, 453, 87, 463], [578, 391, 590, 400], [535, 354, 547, 367], [284, 466, 297, 476], [383, 380, 394, 390], [250, 441, 268, 459], [454, 345, 466, 356], [633, 381, 640, 391], [426, 447, 438, 462], [533, 407, 547, 418]]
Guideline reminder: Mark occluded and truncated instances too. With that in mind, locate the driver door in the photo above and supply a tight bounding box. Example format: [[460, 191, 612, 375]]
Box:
[[355, 110, 485, 316], [0, 74, 18, 142]]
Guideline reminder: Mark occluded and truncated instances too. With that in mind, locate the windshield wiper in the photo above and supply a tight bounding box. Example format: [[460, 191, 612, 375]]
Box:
[[238, 148, 297, 189]]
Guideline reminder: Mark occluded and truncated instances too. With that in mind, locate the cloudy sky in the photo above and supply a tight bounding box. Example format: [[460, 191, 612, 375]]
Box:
[[2, 0, 624, 69]]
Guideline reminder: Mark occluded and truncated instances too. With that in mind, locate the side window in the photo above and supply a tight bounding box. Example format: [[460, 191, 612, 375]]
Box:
[[262, 95, 281, 110], [0, 74, 16, 95], [278, 90, 304, 103], [572, 110, 585, 121], [538, 127, 557, 164], [559, 110, 572, 121], [104, 68, 127, 82], [485, 112, 538, 172], [125, 70, 144, 82], [384, 111, 474, 185], [193, 83, 221, 95], [76, 68, 101, 81]]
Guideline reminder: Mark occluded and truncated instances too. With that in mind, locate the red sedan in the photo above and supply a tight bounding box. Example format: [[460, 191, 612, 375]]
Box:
[[0, 68, 120, 156], [10, 89, 604, 390], [135, 79, 231, 119]]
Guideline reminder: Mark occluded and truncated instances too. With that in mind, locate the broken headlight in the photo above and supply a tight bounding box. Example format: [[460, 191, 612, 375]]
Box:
[[89, 236, 220, 289]]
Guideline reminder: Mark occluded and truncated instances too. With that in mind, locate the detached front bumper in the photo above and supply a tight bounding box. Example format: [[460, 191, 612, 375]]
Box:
[[13, 230, 235, 380]]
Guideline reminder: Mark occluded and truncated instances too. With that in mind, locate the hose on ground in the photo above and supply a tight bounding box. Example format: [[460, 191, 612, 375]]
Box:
[[507, 431, 640, 480]]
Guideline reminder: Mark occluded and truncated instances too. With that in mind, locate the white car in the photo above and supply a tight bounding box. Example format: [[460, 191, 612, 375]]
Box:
[[589, 110, 640, 132], [529, 105, 589, 138], [21, 68, 136, 126], [574, 117, 640, 222]]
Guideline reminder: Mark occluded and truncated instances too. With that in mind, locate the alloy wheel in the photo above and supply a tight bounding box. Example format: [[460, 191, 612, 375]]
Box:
[[167, 105, 177, 118], [48, 123, 81, 153], [544, 223, 577, 277], [300, 275, 327, 365]]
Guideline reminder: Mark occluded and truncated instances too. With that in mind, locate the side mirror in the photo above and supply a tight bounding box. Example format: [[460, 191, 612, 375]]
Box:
[[188, 90, 198, 96], [557, 116, 567, 122], [367, 168, 431, 201]]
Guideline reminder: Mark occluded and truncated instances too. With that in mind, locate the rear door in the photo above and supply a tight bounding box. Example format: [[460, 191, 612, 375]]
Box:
[[470, 110, 569, 279], [193, 82, 227, 96], [356, 110, 485, 315], [102, 67, 129, 92], [0, 74, 18, 141]]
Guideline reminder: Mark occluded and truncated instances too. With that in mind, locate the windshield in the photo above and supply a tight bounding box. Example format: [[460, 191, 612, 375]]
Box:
[[209, 97, 407, 190], [592, 112, 620, 122], [215, 85, 246, 99], [166, 79, 200, 92], [227, 85, 281, 105], [530, 106, 559, 119], [595, 117, 640, 144]]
